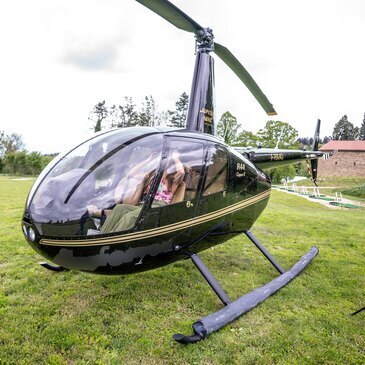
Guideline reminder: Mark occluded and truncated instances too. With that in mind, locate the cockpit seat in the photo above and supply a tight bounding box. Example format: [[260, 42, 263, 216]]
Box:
[[172, 181, 186, 204]]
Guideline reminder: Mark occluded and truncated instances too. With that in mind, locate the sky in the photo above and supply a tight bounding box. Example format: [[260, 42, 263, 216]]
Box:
[[0, 0, 364, 154]]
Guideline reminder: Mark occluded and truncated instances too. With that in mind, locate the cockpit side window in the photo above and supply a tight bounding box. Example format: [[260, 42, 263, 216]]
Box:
[[203, 145, 228, 196]]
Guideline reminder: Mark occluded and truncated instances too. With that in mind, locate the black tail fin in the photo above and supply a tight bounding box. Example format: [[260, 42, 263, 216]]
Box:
[[311, 119, 321, 151], [310, 119, 321, 185]]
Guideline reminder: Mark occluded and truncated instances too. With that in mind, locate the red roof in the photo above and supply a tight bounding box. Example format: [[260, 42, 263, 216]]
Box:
[[320, 140, 365, 151]]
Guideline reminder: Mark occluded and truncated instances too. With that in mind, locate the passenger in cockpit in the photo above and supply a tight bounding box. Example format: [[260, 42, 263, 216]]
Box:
[[87, 150, 185, 234], [153, 150, 185, 204]]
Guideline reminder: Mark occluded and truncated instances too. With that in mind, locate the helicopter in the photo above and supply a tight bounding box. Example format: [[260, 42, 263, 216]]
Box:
[[21, 0, 329, 344]]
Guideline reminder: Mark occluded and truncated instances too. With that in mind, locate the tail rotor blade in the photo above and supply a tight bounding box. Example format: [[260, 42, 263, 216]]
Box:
[[214, 42, 277, 116]]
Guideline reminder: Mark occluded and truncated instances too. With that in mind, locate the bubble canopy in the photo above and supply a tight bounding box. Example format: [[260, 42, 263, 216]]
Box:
[[27, 128, 164, 237]]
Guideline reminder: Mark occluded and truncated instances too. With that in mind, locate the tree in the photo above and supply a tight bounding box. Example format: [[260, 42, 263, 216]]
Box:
[[0, 130, 4, 156], [90, 95, 181, 131], [138, 95, 158, 127], [294, 161, 311, 177], [1, 150, 53, 175], [269, 165, 296, 183], [332, 115, 358, 140], [322, 136, 331, 144], [257, 120, 299, 149], [117, 97, 139, 128], [167, 92, 189, 128], [216, 111, 240, 145], [235, 130, 260, 147], [297, 137, 309, 147], [156, 110, 170, 127], [0, 131, 25, 156], [107, 104, 120, 128], [106, 97, 139, 129], [89, 101, 108, 132], [297, 135, 331, 149], [254, 121, 299, 182], [359, 113, 365, 140]]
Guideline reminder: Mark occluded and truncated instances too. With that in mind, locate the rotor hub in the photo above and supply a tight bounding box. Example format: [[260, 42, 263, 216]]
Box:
[[195, 27, 214, 53]]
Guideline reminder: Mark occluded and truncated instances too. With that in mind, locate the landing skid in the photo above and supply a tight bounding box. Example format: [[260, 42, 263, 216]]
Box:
[[39, 262, 67, 272], [351, 306, 365, 316], [174, 230, 318, 344]]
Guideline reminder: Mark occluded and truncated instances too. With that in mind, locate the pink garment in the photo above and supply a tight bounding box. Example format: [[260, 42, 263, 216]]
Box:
[[154, 178, 173, 204]]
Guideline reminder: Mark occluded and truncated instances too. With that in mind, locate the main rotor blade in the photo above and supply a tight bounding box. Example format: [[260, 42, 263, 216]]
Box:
[[135, 1, 276, 116], [135, 0, 204, 34], [214, 42, 277, 116]]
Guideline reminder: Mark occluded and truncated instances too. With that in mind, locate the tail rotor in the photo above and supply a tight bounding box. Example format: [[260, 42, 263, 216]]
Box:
[[309, 119, 321, 185]]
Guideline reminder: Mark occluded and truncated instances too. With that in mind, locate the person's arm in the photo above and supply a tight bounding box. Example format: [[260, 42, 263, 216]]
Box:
[[127, 152, 158, 178], [114, 154, 158, 204], [87, 205, 112, 218], [170, 155, 185, 194], [122, 180, 145, 206]]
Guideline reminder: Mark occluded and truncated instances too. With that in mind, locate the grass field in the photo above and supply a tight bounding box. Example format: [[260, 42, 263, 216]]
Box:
[[0, 175, 364, 364]]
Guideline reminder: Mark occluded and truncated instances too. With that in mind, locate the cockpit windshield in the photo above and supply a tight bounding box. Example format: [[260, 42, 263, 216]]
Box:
[[28, 129, 163, 237]]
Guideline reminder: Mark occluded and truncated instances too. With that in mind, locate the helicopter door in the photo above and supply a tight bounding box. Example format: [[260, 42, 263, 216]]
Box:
[[229, 149, 259, 230], [141, 138, 205, 245], [191, 144, 229, 239]]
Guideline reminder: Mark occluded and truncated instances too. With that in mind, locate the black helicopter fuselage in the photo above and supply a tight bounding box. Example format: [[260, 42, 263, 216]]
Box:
[[22, 128, 271, 274], [21, 0, 323, 277]]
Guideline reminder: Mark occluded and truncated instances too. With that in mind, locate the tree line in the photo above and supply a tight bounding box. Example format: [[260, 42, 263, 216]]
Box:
[[0, 131, 53, 176], [90, 93, 365, 144], [90, 94, 365, 182], [89, 96, 309, 182], [2, 91, 364, 177], [89, 93, 189, 132], [331, 114, 365, 140]]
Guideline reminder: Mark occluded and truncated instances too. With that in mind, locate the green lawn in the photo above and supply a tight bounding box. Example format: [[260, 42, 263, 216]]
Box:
[[0, 176, 364, 364]]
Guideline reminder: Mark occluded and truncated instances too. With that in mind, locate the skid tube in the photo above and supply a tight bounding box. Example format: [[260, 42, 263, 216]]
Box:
[[174, 245, 319, 344]]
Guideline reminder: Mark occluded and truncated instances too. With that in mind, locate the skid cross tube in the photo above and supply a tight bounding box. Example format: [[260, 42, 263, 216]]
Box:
[[187, 252, 231, 306], [174, 246, 318, 344], [245, 230, 285, 274], [173, 252, 231, 344]]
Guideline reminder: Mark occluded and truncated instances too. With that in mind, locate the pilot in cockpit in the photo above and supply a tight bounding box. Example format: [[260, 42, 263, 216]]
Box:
[[87, 149, 185, 234]]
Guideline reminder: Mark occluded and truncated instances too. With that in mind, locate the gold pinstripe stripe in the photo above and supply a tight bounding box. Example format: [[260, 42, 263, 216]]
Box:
[[40, 190, 270, 247]]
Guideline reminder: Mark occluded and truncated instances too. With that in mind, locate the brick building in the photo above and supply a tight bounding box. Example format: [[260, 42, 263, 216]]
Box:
[[319, 140, 365, 177]]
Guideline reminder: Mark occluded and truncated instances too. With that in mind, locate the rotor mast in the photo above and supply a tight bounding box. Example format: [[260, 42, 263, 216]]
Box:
[[186, 28, 216, 135]]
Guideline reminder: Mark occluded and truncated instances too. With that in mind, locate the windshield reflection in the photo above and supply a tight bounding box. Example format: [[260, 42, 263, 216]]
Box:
[[29, 131, 163, 237]]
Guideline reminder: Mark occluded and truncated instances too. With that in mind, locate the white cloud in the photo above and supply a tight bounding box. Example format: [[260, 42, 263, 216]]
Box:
[[64, 44, 119, 71]]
